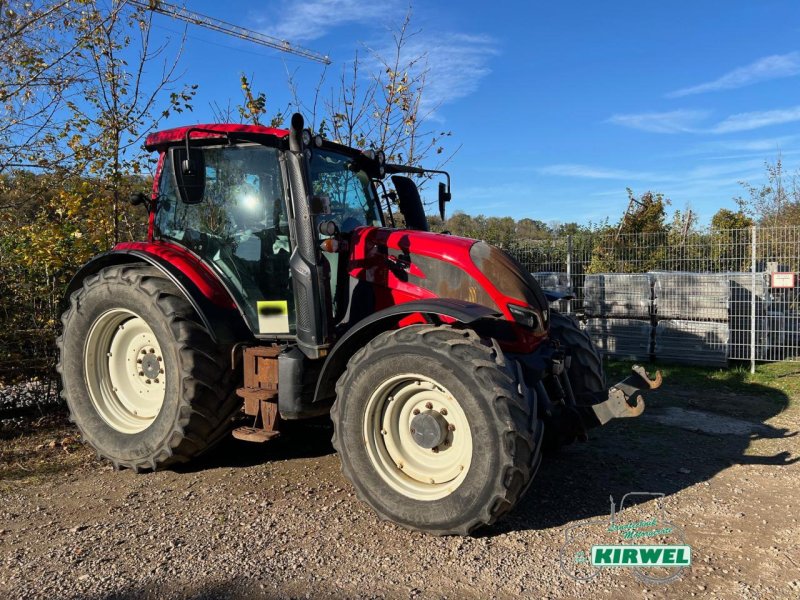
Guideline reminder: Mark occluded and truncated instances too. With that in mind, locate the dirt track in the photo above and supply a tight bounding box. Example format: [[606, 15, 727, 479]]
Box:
[[1, 372, 799, 599]]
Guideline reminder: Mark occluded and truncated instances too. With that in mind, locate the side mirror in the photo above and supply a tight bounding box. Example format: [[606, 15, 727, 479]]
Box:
[[310, 194, 331, 215], [169, 146, 205, 205], [438, 181, 451, 221]]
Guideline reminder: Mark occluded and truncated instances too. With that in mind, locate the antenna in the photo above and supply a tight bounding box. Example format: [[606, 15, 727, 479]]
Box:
[[127, 1, 331, 65]]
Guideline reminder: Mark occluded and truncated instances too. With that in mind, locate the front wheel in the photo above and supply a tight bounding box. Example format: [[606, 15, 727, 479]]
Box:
[[331, 325, 541, 535]]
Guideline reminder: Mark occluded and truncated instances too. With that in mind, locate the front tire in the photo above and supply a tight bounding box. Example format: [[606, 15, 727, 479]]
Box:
[[331, 325, 541, 535], [549, 311, 605, 401], [57, 264, 239, 471]]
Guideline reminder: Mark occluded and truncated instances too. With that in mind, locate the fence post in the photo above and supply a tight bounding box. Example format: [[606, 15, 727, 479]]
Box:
[[566, 234, 573, 314], [750, 225, 757, 374]]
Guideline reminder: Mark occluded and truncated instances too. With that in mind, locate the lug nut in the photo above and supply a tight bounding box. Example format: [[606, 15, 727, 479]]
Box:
[[159, 369, 164, 374], [149, 348, 155, 354], [145, 379, 151, 384], [137, 359, 142, 364], [157, 356, 162, 362], [425, 402, 433, 410], [448, 423, 456, 432], [154, 378, 159, 384], [141, 350, 147, 355], [432, 447, 439, 453], [440, 408, 448, 416], [138, 371, 144, 376], [412, 408, 420, 415]]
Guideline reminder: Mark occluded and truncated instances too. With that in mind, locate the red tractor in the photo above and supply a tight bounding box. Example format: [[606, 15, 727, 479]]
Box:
[[58, 114, 659, 535]]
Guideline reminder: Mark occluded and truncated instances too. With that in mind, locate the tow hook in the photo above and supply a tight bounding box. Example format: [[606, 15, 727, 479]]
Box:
[[591, 365, 662, 425]]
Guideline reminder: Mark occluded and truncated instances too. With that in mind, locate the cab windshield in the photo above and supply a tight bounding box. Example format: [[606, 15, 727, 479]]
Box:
[[308, 149, 383, 232]]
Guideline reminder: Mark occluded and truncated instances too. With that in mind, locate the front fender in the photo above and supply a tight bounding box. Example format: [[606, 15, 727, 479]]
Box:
[[313, 299, 503, 405], [65, 247, 251, 345]]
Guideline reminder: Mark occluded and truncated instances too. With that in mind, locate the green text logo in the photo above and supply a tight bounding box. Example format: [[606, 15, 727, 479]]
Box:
[[591, 545, 692, 567]]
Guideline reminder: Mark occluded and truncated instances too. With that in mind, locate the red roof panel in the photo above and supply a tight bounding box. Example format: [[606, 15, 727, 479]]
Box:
[[144, 123, 289, 150]]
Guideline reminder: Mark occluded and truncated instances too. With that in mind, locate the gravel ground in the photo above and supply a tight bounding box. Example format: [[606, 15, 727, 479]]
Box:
[[1, 374, 799, 599]]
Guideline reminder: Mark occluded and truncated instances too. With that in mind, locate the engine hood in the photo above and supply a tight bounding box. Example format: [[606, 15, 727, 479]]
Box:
[[346, 228, 550, 343], [469, 241, 550, 317]]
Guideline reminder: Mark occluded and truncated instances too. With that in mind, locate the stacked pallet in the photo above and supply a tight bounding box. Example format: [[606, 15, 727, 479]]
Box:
[[530, 271, 572, 312], [584, 318, 652, 360], [653, 320, 729, 366], [651, 272, 770, 364], [583, 273, 653, 361]]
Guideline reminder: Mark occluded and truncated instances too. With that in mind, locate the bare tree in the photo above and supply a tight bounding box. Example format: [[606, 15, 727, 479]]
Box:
[[736, 155, 800, 227], [322, 9, 453, 170], [64, 1, 196, 243], [0, 0, 105, 173]]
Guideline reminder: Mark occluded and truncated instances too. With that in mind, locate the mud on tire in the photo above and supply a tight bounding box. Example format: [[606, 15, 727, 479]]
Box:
[[331, 324, 542, 535], [57, 264, 240, 471]]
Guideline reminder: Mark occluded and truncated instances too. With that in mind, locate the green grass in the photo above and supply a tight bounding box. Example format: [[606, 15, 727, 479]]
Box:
[[606, 359, 800, 404]]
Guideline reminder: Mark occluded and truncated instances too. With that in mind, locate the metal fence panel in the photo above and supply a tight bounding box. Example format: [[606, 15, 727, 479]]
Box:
[[512, 225, 800, 367]]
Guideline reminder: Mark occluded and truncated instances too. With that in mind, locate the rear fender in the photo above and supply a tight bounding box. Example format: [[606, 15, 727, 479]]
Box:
[[64, 248, 251, 345], [312, 299, 503, 405]]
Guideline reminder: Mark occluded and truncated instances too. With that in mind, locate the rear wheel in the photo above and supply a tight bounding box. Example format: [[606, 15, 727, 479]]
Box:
[[57, 264, 240, 470], [331, 325, 541, 535]]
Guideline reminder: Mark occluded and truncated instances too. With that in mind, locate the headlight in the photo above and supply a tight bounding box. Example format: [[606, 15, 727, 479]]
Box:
[[508, 304, 541, 330]]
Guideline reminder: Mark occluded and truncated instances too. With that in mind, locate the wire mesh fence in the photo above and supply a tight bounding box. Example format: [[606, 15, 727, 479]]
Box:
[[511, 226, 800, 369], [1, 225, 798, 416]]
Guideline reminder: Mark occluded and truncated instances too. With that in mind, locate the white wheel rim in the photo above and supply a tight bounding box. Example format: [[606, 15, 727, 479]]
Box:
[[362, 374, 472, 501], [83, 309, 167, 434]]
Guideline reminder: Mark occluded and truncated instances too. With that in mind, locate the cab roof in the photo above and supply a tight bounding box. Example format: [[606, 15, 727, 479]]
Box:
[[144, 124, 289, 151]]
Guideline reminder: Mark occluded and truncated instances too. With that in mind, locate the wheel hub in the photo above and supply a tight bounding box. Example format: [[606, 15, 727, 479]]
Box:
[[410, 410, 449, 449], [140, 351, 161, 380]]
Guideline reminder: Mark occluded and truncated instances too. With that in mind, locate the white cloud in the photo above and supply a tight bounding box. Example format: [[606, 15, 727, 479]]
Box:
[[259, 0, 399, 43], [374, 32, 499, 112], [606, 109, 709, 133], [708, 135, 798, 152], [667, 52, 800, 98], [710, 105, 800, 133], [538, 159, 768, 186], [537, 164, 665, 181], [608, 106, 800, 135]]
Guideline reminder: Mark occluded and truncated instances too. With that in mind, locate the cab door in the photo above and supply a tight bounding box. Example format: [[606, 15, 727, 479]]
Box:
[[154, 144, 296, 337]]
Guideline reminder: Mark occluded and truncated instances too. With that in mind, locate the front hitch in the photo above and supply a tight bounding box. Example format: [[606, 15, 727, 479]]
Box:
[[590, 365, 661, 425]]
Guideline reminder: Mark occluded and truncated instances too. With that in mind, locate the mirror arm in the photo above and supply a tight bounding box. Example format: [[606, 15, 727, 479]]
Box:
[[181, 128, 230, 173]]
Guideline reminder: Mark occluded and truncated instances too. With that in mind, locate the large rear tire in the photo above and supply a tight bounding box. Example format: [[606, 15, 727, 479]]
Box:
[[331, 325, 541, 535], [57, 264, 240, 470]]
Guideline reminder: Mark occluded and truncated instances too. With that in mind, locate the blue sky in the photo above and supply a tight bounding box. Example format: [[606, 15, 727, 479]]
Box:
[[146, 0, 800, 225]]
